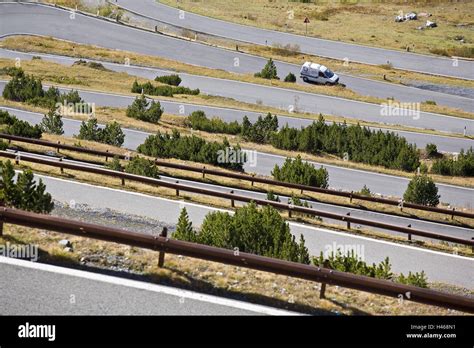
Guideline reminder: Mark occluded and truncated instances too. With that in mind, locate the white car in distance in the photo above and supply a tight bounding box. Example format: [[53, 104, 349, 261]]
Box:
[[300, 61, 340, 85]]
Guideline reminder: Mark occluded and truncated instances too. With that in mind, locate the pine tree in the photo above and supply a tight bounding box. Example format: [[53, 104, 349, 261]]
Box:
[[173, 208, 197, 242], [255, 58, 279, 79], [16, 170, 38, 212], [32, 179, 54, 213], [102, 121, 125, 147], [403, 175, 440, 206], [298, 235, 310, 264], [78, 118, 102, 142], [0, 160, 19, 206], [40, 107, 64, 135]]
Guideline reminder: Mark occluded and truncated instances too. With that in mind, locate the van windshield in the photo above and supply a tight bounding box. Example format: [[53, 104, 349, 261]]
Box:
[[324, 69, 334, 78]]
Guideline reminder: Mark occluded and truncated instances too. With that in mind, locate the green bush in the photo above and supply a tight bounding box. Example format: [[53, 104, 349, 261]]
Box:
[[272, 155, 329, 188], [431, 148, 474, 177], [403, 175, 440, 206], [266, 191, 280, 202], [126, 95, 163, 124], [155, 74, 182, 86], [0, 110, 43, 138], [185, 110, 241, 134], [137, 129, 245, 171], [284, 72, 297, 83], [271, 115, 420, 172], [5, 119, 42, 139], [124, 157, 160, 178], [0, 110, 42, 138], [314, 250, 428, 287], [173, 203, 310, 264], [40, 107, 64, 135], [105, 156, 123, 171], [2, 68, 87, 110], [396, 271, 428, 288], [77, 118, 125, 147], [172, 208, 197, 242], [131, 80, 199, 96], [359, 185, 371, 196], [101, 121, 125, 147], [254, 58, 279, 80], [241, 113, 278, 143], [0, 160, 54, 213], [425, 143, 438, 158]]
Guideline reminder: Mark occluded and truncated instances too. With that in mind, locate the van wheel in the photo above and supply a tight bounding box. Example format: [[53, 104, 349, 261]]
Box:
[[303, 77, 308, 82]]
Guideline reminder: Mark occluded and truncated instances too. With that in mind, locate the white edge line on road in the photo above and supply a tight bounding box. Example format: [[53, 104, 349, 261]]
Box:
[[0, 256, 298, 316], [287, 221, 474, 262], [28, 173, 474, 262]]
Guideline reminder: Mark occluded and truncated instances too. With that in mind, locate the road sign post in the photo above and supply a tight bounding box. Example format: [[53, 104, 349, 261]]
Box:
[[304, 17, 310, 36]]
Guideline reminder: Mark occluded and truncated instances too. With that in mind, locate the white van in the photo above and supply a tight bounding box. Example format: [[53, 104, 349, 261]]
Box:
[[300, 61, 339, 85]]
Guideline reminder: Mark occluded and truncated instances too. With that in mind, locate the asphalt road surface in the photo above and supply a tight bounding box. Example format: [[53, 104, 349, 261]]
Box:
[[20, 173, 474, 289], [115, 0, 474, 80], [3, 106, 473, 208], [0, 256, 292, 315], [1, 48, 473, 135], [1, 2, 473, 120]]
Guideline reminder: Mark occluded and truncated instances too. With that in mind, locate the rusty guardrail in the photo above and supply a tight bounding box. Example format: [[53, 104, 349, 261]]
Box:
[[0, 206, 473, 313], [1, 133, 473, 219], [1, 150, 473, 247]]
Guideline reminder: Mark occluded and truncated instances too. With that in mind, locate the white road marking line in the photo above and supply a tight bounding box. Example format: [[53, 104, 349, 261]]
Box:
[[0, 256, 298, 315]]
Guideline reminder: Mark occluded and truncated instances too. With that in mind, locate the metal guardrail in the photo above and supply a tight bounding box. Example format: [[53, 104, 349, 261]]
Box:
[[1, 150, 473, 247], [1, 133, 473, 219], [0, 206, 473, 313]]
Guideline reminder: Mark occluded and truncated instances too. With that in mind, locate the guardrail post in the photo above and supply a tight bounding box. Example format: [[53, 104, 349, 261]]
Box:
[[158, 227, 168, 267], [451, 208, 455, 220], [230, 190, 235, 207], [155, 25, 158, 32], [346, 212, 351, 229], [471, 238, 474, 253], [350, 191, 353, 203], [59, 157, 64, 174], [319, 259, 330, 299], [121, 177, 125, 186], [176, 181, 180, 196], [105, 150, 109, 162], [407, 224, 412, 241], [57, 141, 60, 153], [202, 166, 206, 179], [251, 173, 255, 186]]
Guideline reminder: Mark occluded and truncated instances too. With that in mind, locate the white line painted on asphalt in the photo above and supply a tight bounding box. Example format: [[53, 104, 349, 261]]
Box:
[[0, 256, 298, 315], [287, 221, 474, 262]]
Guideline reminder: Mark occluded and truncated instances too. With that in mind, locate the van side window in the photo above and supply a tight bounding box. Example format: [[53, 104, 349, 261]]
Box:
[[318, 71, 325, 78]]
